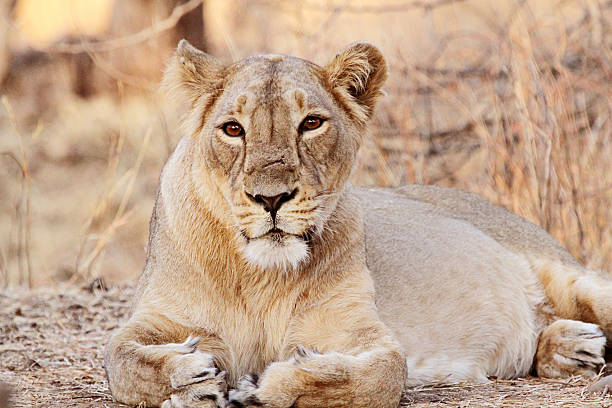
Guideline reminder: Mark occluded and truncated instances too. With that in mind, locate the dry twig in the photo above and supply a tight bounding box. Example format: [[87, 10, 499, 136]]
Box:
[[48, 0, 203, 54]]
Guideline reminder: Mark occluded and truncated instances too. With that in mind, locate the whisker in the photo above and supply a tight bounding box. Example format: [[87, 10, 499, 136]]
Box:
[[315, 191, 340, 199]]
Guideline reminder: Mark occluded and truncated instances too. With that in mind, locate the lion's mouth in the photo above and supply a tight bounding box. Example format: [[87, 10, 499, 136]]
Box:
[[265, 228, 286, 243], [243, 227, 314, 245], [268, 227, 314, 242]]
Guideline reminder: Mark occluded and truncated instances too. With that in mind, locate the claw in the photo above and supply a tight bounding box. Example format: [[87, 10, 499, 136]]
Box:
[[228, 374, 261, 407], [296, 345, 310, 358], [182, 335, 202, 350], [236, 374, 259, 389], [193, 368, 218, 379], [293, 345, 321, 364]]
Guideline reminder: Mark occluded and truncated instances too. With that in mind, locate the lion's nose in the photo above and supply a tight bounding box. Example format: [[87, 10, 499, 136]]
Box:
[[247, 189, 297, 216]]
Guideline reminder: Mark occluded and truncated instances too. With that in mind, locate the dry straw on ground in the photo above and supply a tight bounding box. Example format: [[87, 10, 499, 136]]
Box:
[[1, 287, 611, 408]]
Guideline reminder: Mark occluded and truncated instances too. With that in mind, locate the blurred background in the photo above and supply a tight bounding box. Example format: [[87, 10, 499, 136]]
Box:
[[0, 0, 610, 288]]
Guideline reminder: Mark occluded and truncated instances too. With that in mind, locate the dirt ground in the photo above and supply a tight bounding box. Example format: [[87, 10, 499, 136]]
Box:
[[1, 286, 612, 408]]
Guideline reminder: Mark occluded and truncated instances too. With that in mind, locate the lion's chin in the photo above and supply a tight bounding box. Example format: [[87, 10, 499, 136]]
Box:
[[241, 234, 309, 271]]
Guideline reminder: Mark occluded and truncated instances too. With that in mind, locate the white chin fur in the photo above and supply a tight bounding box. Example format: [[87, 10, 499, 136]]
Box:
[[242, 235, 309, 271]]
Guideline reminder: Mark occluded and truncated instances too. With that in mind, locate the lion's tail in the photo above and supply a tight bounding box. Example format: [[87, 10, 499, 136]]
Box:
[[533, 258, 612, 338]]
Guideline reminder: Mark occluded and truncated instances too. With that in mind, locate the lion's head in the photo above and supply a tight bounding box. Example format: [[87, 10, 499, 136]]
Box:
[[163, 41, 387, 271]]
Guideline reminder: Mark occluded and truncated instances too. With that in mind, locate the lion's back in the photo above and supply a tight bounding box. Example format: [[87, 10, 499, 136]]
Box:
[[394, 184, 577, 266]]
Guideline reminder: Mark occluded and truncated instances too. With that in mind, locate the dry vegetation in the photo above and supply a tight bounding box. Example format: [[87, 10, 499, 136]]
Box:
[[1, 286, 611, 407], [0, 0, 611, 406], [361, 1, 612, 272]]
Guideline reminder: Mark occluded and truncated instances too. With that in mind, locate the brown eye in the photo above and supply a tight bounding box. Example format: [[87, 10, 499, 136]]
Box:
[[300, 116, 323, 132], [222, 122, 244, 137]]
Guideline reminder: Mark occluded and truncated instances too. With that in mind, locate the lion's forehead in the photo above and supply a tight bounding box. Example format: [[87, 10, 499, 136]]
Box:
[[219, 57, 330, 114]]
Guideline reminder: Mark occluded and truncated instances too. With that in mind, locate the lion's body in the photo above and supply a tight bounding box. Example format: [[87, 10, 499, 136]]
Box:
[[358, 186, 543, 383], [107, 134, 405, 408], [358, 185, 612, 384], [105, 42, 611, 408]]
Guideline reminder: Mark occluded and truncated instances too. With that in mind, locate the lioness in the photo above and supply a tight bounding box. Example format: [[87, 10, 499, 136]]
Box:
[[105, 41, 611, 408]]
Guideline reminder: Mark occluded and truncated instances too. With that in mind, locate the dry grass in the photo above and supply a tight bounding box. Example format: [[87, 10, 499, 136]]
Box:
[[1, 287, 611, 408], [357, 0, 612, 272], [0, 91, 179, 287], [0, 287, 127, 407], [1, 0, 610, 287]]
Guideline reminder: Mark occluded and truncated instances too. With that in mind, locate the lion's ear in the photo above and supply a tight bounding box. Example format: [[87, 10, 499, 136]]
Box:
[[162, 39, 224, 104], [324, 42, 388, 125]]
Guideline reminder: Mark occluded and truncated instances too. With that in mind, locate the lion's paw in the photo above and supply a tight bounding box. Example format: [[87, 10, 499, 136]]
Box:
[[228, 374, 262, 407], [162, 370, 228, 408], [170, 347, 218, 389], [536, 319, 606, 378]]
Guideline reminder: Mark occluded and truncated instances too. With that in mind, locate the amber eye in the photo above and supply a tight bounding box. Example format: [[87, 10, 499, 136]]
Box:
[[300, 116, 324, 132], [222, 122, 244, 137]]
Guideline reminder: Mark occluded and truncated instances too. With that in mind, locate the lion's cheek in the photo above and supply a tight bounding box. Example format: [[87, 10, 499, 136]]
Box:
[[301, 131, 356, 190], [202, 136, 245, 193], [204, 135, 242, 175]]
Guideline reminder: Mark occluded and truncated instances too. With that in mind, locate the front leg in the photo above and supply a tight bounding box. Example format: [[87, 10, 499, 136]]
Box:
[[228, 272, 406, 408], [229, 346, 405, 408], [104, 316, 228, 407]]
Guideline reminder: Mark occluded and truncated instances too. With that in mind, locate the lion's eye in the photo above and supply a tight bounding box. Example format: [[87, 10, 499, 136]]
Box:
[[222, 122, 244, 137], [300, 116, 324, 132]]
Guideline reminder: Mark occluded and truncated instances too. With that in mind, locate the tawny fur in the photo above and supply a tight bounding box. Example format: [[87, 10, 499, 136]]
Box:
[[105, 41, 611, 408], [356, 186, 611, 385]]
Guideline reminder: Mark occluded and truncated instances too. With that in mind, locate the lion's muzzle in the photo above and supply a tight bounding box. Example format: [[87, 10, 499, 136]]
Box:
[[245, 188, 298, 222]]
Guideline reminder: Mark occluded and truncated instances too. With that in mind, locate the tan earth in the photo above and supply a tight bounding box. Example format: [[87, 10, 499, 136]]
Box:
[[1, 286, 611, 408]]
